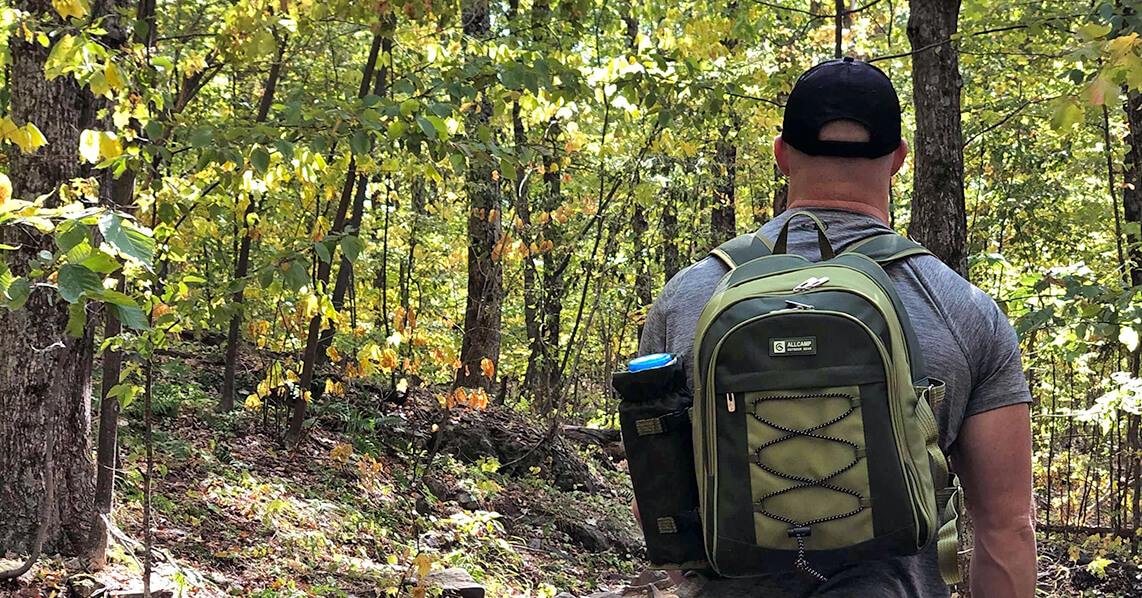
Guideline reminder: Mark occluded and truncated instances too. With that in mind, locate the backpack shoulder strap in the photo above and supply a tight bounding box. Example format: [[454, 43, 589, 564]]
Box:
[[842, 232, 933, 264], [710, 231, 774, 269]]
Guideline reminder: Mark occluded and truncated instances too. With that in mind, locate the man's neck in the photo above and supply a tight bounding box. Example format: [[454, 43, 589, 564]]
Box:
[[786, 198, 889, 225]]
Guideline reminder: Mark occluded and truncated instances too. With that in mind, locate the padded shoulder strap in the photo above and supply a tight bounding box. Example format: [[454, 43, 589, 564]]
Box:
[[710, 232, 774, 269], [843, 232, 932, 264]]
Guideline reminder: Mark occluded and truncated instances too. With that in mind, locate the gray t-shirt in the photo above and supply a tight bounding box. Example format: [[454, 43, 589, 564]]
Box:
[[639, 208, 1032, 598]]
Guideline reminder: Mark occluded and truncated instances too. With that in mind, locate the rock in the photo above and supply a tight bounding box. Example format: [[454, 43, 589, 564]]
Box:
[[68, 575, 104, 598], [424, 568, 485, 598], [585, 591, 623, 598], [456, 490, 480, 511], [630, 569, 671, 588], [554, 593, 577, 598]]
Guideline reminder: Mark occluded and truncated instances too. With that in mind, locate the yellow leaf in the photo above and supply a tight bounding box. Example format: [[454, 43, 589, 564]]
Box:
[[330, 442, 353, 464], [22, 124, 46, 152], [104, 59, 127, 91], [0, 173, 10, 206], [99, 132, 122, 160], [51, 0, 87, 19], [79, 129, 100, 163], [413, 553, 431, 578], [326, 346, 341, 362]]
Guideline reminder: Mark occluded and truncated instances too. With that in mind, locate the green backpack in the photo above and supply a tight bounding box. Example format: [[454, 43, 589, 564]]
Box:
[[693, 212, 964, 584]]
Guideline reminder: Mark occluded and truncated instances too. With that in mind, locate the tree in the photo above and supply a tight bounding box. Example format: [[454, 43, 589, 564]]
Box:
[[907, 0, 968, 277], [454, 0, 503, 393], [0, 0, 106, 556]]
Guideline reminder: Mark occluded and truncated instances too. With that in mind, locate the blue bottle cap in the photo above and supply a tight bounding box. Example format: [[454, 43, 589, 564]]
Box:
[[628, 353, 675, 372]]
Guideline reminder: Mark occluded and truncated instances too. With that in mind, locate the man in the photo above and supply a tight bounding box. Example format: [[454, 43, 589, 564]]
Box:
[[638, 58, 1036, 597]]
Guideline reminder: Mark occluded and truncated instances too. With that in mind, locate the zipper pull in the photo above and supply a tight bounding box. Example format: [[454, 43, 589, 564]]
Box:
[[785, 300, 816, 310], [793, 276, 830, 292], [726, 393, 736, 412]]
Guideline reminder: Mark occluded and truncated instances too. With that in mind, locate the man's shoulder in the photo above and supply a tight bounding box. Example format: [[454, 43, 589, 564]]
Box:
[[659, 257, 729, 308], [895, 254, 1014, 361]]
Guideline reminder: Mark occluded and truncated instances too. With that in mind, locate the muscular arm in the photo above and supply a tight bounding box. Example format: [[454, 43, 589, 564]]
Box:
[[952, 403, 1036, 598]]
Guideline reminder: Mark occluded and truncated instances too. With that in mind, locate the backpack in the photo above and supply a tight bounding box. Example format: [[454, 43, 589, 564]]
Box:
[[691, 211, 964, 583]]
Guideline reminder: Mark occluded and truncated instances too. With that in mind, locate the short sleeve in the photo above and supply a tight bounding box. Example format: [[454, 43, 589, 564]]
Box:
[[964, 292, 1033, 418], [639, 270, 680, 356]]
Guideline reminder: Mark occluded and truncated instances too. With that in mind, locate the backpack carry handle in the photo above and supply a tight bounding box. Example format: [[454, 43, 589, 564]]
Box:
[[773, 211, 835, 260]]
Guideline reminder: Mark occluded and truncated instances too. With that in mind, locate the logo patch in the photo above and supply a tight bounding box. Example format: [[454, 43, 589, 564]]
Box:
[[770, 337, 816, 356]]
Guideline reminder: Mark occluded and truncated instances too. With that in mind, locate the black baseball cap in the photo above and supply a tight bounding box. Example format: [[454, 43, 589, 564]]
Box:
[[781, 57, 902, 159]]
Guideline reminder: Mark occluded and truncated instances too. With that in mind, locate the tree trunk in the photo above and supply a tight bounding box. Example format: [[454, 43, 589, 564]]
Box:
[[454, 0, 503, 393], [661, 186, 680, 282], [711, 126, 737, 245], [0, 0, 104, 554], [773, 164, 788, 217], [285, 30, 385, 448], [1121, 90, 1142, 538], [907, 0, 968, 278], [88, 171, 135, 567], [319, 22, 394, 374], [534, 148, 564, 410], [221, 36, 287, 411]]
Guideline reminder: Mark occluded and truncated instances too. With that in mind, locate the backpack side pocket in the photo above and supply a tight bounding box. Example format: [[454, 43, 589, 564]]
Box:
[[614, 357, 708, 569]]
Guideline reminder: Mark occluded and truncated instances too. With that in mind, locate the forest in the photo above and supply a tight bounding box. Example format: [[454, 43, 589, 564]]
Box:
[[0, 0, 1140, 596]]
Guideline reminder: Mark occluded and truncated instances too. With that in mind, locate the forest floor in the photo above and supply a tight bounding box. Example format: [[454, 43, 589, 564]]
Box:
[[2, 344, 1141, 597]]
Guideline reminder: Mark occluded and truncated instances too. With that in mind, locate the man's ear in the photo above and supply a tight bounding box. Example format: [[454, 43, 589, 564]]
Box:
[[890, 139, 908, 175], [774, 136, 792, 176]]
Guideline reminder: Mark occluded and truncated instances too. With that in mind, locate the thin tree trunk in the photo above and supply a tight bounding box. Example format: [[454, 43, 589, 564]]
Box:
[[0, 0, 106, 555], [661, 185, 680, 282], [1121, 90, 1142, 544], [711, 125, 737, 244], [535, 146, 564, 410], [454, 0, 503, 393], [221, 35, 287, 411], [319, 21, 394, 374], [773, 164, 789, 217], [907, 0, 968, 277], [285, 30, 386, 448]]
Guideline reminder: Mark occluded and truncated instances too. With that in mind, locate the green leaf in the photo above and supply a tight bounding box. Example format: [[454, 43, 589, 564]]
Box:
[[98, 213, 154, 269], [81, 251, 120, 274], [400, 99, 421, 117], [112, 303, 150, 330], [364, 94, 383, 107], [315, 240, 331, 263], [416, 116, 437, 139], [57, 263, 102, 303], [144, 120, 163, 140], [340, 235, 363, 264], [95, 289, 137, 307], [387, 120, 407, 141], [350, 129, 371, 155], [66, 301, 87, 337], [250, 147, 271, 174], [499, 157, 517, 181], [274, 139, 294, 160], [1050, 98, 1084, 131], [55, 221, 89, 254], [1077, 22, 1112, 42], [189, 127, 213, 148], [4, 277, 30, 310], [284, 260, 309, 292]]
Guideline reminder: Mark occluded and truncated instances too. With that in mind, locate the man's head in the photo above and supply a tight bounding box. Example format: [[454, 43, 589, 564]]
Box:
[[774, 58, 908, 223]]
